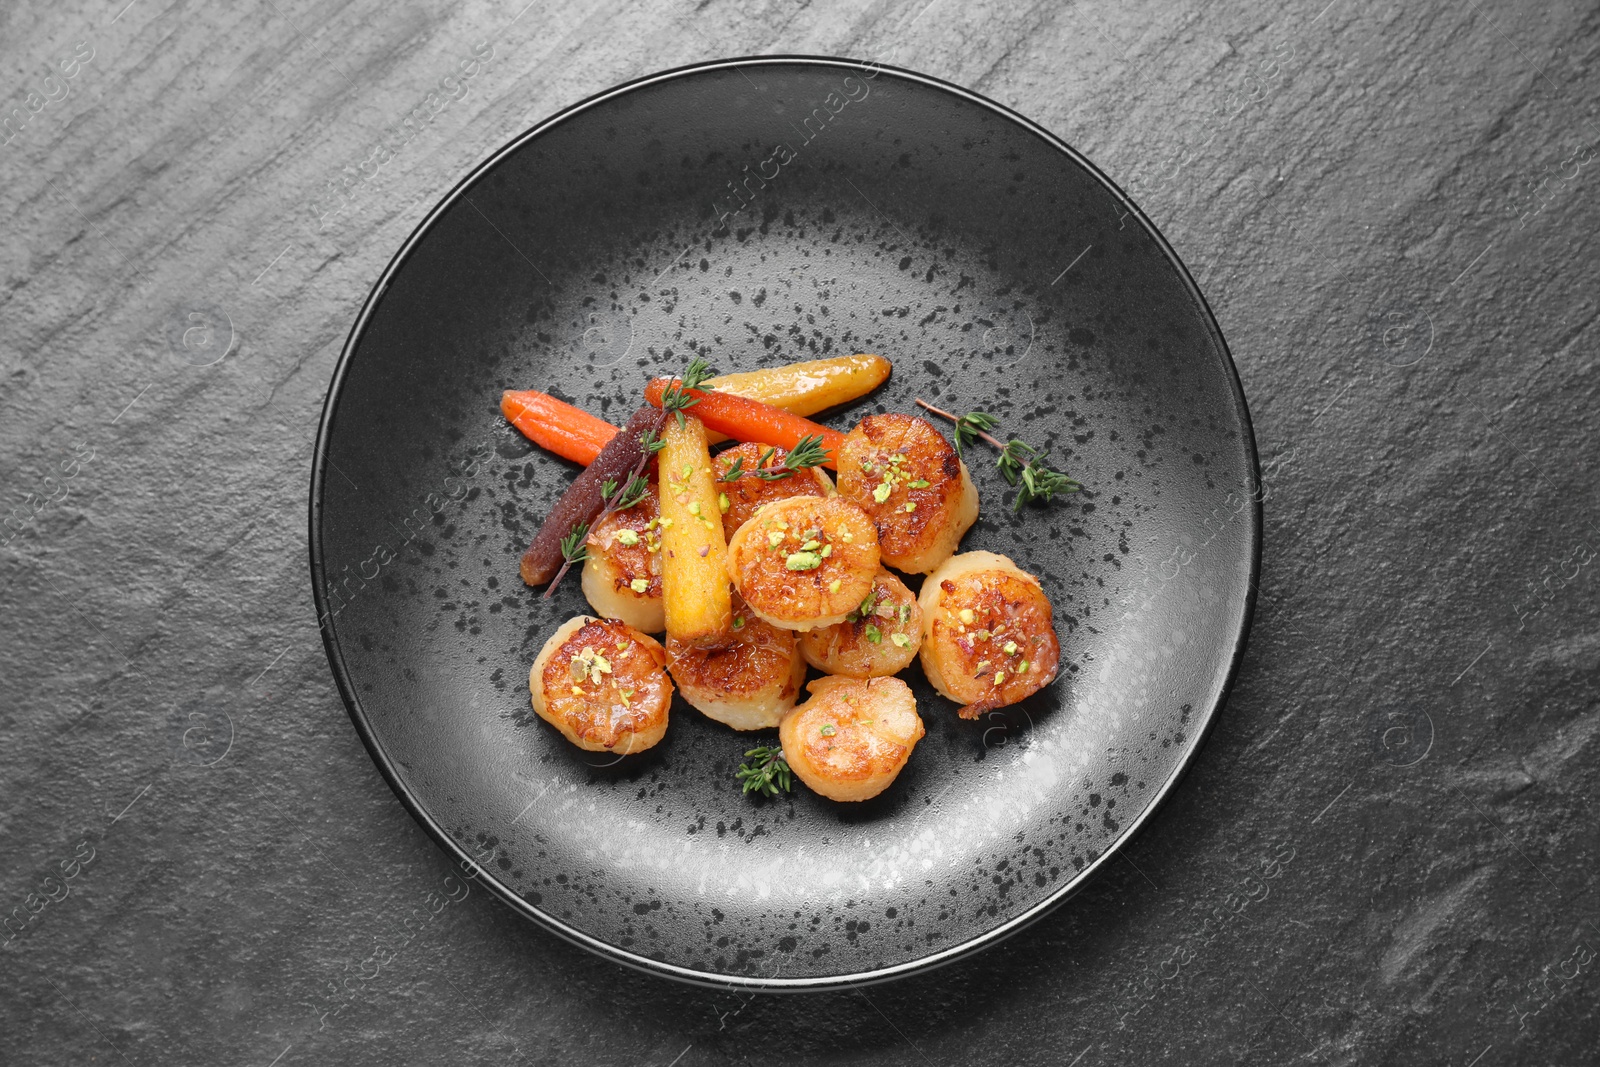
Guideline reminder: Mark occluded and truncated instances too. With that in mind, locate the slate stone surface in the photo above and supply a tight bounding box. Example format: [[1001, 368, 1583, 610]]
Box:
[[2, 1, 1596, 1064]]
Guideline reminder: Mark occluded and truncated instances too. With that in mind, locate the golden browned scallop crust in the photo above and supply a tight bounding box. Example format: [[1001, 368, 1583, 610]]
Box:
[[529, 616, 673, 752], [797, 567, 923, 678], [835, 413, 978, 574], [580, 478, 664, 632], [724, 495, 880, 630], [778, 676, 924, 802], [917, 551, 1060, 720], [712, 441, 835, 541], [665, 593, 805, 730]]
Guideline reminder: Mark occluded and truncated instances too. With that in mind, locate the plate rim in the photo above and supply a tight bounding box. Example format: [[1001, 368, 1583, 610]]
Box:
[[308, 53, 1262, 991]]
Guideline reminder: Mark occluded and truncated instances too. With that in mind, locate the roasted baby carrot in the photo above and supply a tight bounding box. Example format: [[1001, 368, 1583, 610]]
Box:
[[643, 379, 846, 470], [656, 415, 733, 645], [701, 354, 890, 419], [506, 356, 890, 465], [500, 390, 616, 467], [520, 405, 659, 588]]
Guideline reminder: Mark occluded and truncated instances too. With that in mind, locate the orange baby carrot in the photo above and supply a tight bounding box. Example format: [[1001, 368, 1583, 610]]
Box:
[[500, 390, 617, 466], [643, 379, 846, 470]]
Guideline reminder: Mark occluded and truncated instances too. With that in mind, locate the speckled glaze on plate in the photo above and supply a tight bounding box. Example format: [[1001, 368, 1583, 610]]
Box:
[[309, 57, 1260, 990]]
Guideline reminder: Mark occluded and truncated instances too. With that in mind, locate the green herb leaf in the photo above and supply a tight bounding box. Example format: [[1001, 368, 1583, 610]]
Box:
[[735, 744, 793, 798], [953, 410, 999, 458], [1011, 450, 1081, 512], [559, 523, 590, 565], [917, 398, 1082, 512], [753, 434, 829, 481], [614, 474, 650, 511], [660, 357, 716, 427]]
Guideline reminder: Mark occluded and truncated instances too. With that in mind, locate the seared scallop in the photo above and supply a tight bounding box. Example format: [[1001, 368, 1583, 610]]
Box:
[[666, 592, 806, 730], [580, 479, 664, 632], [917, 550, 1060, 719], [778, 676, 924, 802], [713, 441, 834, 541], [529, 616, 673, 752], [724, 495, 880, 630], [836, 413, 978, 574], [798, 567, 923, 678]]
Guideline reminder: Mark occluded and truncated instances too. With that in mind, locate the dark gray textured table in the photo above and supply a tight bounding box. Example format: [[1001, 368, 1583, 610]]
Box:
[[4, 1, 1597, 1063]]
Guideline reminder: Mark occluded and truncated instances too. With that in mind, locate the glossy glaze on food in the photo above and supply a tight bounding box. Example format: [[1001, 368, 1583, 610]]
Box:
[[778, 676, 924, 801], [724, 495, 880, 630], [666, 592, 806, 730], [529, 616, 673, 752], [798, 567, 923, 678], [712, 440, 834, 541], [918, 550, 1060, 719], [835, 413, 978, 574]]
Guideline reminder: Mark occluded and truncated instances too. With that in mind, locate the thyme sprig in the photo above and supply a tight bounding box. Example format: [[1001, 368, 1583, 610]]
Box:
[[659, 357, 715, 427], [915, 399, 1082, 513], [718, 433, 830, 482], [557, 524, 589, 567], [735, 744, 793, 797]]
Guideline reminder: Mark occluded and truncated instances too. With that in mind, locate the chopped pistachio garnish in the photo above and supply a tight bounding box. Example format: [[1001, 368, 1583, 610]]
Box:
[[680, 464, 693, 480], [688, 501, 702, 516], [630, 577, 649, 593], [828, 578, 841, 593], [570, 685, 583, 695], [958, 608, 976, 625], [657, 517, 674, 529], [993, 670, 1007, 685], [864, 623, 883, 644], [819, 544, 833, 558], [616, 529, 640, 546], [975, 659, 991, 675], [872, 482, 892, 504], [1018, 660, 1030, 673], [785, 551, 823, 571], [801, 539, 820, 551], [733, 615, 746, 629], [1003, 640, 1018, 655], [910, 478, 930, 488], [718, 492, 731, 513], [840, 530, 854, 543], [619, 688, 634, 705], [767, 530, 785, 548], [820, 723, 837, 736], [890, 632, 912, 648], [903, 502, 917, 512]]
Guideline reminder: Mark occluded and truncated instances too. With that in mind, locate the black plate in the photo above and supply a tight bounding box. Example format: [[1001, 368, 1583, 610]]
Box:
[[310, 56, 1259, 990]]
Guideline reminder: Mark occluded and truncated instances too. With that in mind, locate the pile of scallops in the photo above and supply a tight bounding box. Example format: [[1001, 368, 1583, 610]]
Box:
[[529, 412, 1061, 802]]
